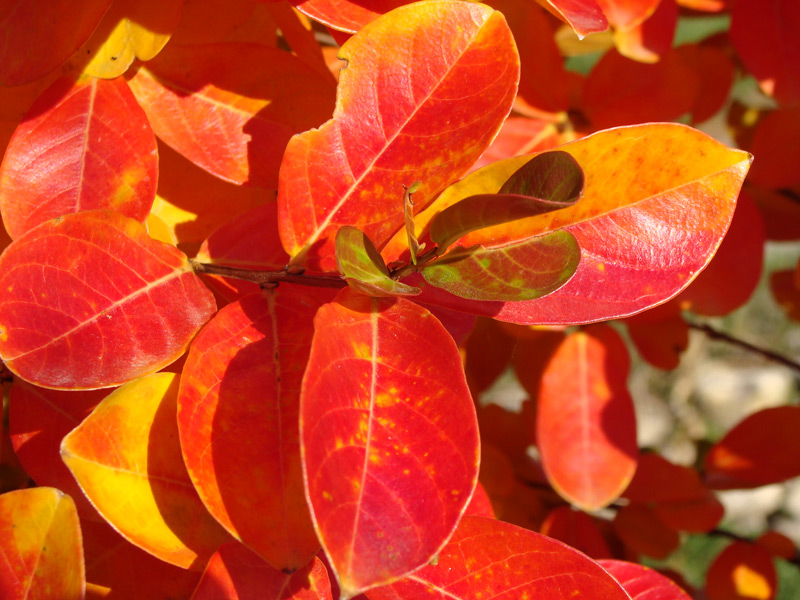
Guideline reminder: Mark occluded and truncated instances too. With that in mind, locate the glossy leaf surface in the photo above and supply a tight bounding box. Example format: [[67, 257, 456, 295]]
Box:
[[0, 0, 111, 86], [278, 1, 519, 271], [599, 560, 692, 600], [429, 150, 583, 251], [538, 0, 609, 38], [0, 76, 157, 240], [292, 0, 406, 33], [336, 226, 421, 297], [301, 289, 479, 597], [537, 325, 637, 510], [704, 406, 800, 489], [178, 290, 324, 571], [127, 42, 337, 188], [398, 123, 751, 324], [0, 488, 84, 600], [706, 542, 777, 600], [421, 230, 580, 301], [61, 372, 232, 569], [365, 516, 631, 600], [0, 211, 216, 389], [192, 543, 333, 600]]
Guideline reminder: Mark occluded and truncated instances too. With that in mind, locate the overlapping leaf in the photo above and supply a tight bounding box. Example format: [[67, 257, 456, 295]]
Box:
[[127, 42, 337, 188], [541, 506, 612, 558], [61, 372, 232, 569], [0, 0, 111, 86], [0, 488, 84, 600], [0, 210, 216, 389], [538, 0, 609, 38], [706, 542, 777, 600], [0, 76, 157, 239], [613, 0, 677, 63], [192, 544, 333, 600], [537, 325, 637, 510], [301, 289, 479, 597], [599, 560, 692, 600], [392, 123, 751, 324], [178, 289, 326, 571], [278, 1, 519, 271], [291, 0, 407, 33], [365, 517, 631, 599]]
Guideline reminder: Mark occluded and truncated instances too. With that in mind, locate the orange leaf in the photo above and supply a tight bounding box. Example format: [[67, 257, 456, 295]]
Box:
[[278, 1, 519, 271], [537, 325, 637, 510], [0, 211, 216, 389], [470, 117, 563, 171], [61, 372, 233, 569], [613, 0, 677, 63], [301, 290, 479, 597], [706, 542, 777, 600], [597, 0, 661, 31], [0, 488, 84, 600], [291, 0, 407, 33], [127, 42, 336, 188], [537, 0, 609, 38], [0, 76, 157, 240], [178, 290, 327, 571], [192, 544, 333, 600]]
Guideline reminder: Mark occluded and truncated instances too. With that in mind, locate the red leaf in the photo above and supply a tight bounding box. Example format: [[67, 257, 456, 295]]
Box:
[[178, 290, 325, 571], [0, 0, 111, 86], [746, 107, 800, 190], [750, 185, 800, 241], [465, 482, 495, 519], [704, 406, 800, 489], [0, 211, 216, 389], [541, 506, 613, 559], [677, 44, 735, 125], [0, 76, 157, 240], [730, 0, 800, 106], [291, 0, 408, 33], [599, 559, 692, 599], [537, 325, 638, 510], [614, 503, 680, 559], [127, 42, 337, 188], [624, 453, 711, 503], [613, 0, 678, 63], [471, 117, 562, 171], [192, 544, 333, 600], [365, 516, 630, 599], [301, 289, 479, 597], [598, 0, 661, 30], [625, 299, 688, 370], [278, 1, 519, 272], [538, 0, 609, 38], [0, 488, 84, 600], [706, 542, 777, 600], [755, 531, 797, 561], [8, 381, 107, 520]]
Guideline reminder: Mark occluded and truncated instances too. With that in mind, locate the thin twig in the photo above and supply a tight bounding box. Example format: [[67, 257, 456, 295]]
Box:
[[190, 260, 347, 289], [687, 321, 800, 375]]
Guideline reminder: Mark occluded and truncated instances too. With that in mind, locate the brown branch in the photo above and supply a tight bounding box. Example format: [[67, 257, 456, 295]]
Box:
[[190, 261, 348, 289], [687, 321, 800, 375]]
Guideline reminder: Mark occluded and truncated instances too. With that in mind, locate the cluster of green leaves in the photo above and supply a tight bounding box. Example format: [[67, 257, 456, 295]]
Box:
[[0, 0, 798, 599]]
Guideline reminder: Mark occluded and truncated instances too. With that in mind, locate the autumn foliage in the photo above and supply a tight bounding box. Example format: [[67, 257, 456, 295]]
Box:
[[0, 0, 798, 599]]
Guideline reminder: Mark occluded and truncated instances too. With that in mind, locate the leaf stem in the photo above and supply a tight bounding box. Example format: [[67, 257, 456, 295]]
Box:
[[688, 321, 800, 375], [190, 260, 348, 289]]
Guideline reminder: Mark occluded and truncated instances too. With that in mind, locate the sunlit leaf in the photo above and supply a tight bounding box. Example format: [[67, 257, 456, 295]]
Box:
[[278, 1, 519, 271], [537, 0, 609, 38], [0, 488, 84, 600], [537, 325, 637, 510], [0, 76, 157, 239], [599, 559, 692, 599], [192, 544, 333, 600], [291, 0, 407, 33], [0, 0, 111, 86], [127, 42, 337, 188], [336, 226, 421, 297], [706, 542, 777, 600], [301, 289, 479, 597], [613, 0, 677, 63], [597, 0, 661, 31], [0, 211, 216, 389], [470, 117, 562, 171], [365, 516, 631, 600], [61, 372, 232, 569], [704, 406, 800, 489], [178, 290, 326, 571]]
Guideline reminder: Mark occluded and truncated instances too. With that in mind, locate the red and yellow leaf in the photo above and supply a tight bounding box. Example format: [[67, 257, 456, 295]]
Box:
[[599, 559, 692, 599], [301, 289, 479, 597], [613, 0, 677, 63], [597, 0, 661, 31], [538, 0, 609, 38], [0, 210, 216, 389], [0, 76, 157, 240], [178, 289, 325, 571], [192, 543, 333, 600], [704, 406, 800, 489], [127, 42, 337, 188], [395, 123, 751, 325], [0, 488, 84, 600], [0, 0, 111, 86], [278, 1, 519, 272], [60, 372, 232, 569], [537, 325, 637, 510], [365, 516, 630, 600], [706, 542, 777, 600], [291, 0, 407, 33]]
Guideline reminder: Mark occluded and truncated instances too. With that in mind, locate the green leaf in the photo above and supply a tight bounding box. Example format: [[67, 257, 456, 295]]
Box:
[[430, 151, 583, 251], [335, 226, 421, 297], [421, 230, 580, 302], [403, 181, 425, 264]]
